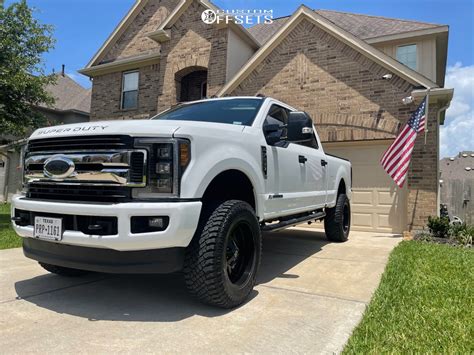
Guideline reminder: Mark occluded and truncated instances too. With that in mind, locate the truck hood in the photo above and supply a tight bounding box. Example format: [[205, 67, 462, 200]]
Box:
[[29, 119, 245, 140]]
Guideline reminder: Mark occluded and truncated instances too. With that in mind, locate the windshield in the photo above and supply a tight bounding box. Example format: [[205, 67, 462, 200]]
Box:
[[151, 98, 264, 126]]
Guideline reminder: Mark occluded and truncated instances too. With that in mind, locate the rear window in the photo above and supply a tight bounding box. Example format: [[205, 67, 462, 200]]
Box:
[[151, 99, 264, 126]]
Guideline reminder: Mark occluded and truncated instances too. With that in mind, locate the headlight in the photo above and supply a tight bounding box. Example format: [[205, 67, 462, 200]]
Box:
[[132, 138, 190, 199]]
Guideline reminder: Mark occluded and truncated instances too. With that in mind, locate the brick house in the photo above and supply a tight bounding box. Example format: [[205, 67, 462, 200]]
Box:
[[79, 0, 454, 233]]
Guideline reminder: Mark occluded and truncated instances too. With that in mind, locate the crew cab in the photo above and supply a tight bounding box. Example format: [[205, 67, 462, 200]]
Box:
[[11, 96, 352, 308]]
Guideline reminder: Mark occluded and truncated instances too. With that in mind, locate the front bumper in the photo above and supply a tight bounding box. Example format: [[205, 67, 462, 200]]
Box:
[[11, 195, 202, 251]]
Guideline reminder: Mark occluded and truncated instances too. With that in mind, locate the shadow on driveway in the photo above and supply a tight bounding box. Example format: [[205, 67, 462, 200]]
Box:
[[14, 229, 331, 322]]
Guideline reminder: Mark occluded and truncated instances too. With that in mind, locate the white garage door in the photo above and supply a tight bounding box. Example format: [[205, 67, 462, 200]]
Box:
[[325, 141, 407, 233]]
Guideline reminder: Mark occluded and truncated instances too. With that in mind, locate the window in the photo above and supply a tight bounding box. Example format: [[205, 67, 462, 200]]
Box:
[[396, 44, 417, 70], [200, 81, 207, 99], [121, 71, 139, 109], [264, 105, 288, 126], [152, 98, 264, 126]]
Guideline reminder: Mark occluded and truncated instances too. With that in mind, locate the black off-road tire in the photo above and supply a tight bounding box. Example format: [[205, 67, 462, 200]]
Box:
[[184, 200, 262, 308], [324, 193, 350, 242], [39, 262, 89, 277]]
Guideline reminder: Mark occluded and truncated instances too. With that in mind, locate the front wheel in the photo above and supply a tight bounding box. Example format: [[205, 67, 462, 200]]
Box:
[[184, 200, 262, 308], [324, 194, 350, 242]]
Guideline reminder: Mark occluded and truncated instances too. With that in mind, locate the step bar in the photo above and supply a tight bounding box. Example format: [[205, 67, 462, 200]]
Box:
[[261, 210, 326, 232]]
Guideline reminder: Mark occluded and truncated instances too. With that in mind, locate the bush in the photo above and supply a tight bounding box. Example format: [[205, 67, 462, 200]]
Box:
[[449, 223, 473, 247], [427, 216, 450, 238]]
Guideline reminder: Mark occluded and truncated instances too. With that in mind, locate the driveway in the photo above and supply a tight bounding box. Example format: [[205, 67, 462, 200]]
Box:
[[0, 228, 400, 354]]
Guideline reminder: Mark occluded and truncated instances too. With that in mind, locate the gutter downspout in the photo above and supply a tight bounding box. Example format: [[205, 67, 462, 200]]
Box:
[[436, 101, 451, 217], [0, 152, 10, 203]]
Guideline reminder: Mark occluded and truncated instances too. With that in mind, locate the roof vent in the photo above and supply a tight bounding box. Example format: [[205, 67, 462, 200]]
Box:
[[466, 167, 472, 171], [449, 157, 455, 161], [471, 153, 474, 157], [462, 153, 468, 157]]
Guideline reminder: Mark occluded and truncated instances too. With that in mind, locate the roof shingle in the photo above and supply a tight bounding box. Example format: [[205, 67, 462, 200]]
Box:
[[40, 74, 91, 114], [248, 9, 445, 45]]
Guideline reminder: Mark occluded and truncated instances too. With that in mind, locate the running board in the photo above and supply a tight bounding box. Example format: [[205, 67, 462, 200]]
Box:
[[261, 211, 326, 232]]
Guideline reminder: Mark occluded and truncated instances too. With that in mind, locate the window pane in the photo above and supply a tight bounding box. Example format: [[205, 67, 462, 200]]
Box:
[[396, 44, 417, 70], [123, 72, 139, 91], [152, 98, 264, 126], [122, 90, 138, 109]]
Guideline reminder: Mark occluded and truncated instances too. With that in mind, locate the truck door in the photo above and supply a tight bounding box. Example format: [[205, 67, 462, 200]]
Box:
[[292, 128, 327, 208], [262, 104, 309, 216]]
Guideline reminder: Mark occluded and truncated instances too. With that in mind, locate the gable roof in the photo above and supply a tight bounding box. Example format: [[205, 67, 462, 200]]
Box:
[[39, 74, 91, 114], [218, 5, 438, 96], [248, 9, 446, 45]]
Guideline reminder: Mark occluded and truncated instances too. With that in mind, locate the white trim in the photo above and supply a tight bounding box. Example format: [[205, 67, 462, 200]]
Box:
[[79, 53, 160, 77], [218, 5, 438, 96], [85, 0, 148, 68], [365, 26, 449, 44]]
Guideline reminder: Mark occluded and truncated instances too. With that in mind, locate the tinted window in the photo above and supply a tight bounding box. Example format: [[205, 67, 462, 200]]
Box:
[[264, 104, 288, 126], [152, 99, 264, 126]]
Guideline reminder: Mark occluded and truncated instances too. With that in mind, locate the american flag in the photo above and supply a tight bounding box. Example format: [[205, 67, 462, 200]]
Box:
[[380, 97, 427, 188]]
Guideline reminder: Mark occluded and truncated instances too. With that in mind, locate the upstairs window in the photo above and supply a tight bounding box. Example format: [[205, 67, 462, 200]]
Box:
[[121, 71, 139, 109], [396, 44, 417, 70]]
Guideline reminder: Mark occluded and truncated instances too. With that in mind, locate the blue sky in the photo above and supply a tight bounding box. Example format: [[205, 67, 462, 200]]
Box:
[[5, 0, 474, 157]]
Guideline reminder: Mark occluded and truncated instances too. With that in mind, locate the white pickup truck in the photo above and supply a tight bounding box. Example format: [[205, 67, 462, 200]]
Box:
[[12, 96, 352, 308]]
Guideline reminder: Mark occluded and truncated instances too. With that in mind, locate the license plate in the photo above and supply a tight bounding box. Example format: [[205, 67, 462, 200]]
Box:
[[34, 217, 63, 241]]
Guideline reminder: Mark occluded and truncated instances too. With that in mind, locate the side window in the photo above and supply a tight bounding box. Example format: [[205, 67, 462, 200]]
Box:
[[264, 104, 288, 126]]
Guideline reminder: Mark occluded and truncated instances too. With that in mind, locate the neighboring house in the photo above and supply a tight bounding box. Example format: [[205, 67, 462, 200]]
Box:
[[78, 0, 454, 233], [0, 71, 91, 202], [440, 152, 474, 224]]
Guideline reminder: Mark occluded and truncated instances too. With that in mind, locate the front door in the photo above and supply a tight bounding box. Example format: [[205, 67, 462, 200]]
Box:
[[263, 104, 312, 217]]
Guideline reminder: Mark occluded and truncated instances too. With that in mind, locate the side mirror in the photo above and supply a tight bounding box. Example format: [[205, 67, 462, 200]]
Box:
[[263, 123, 287, 145], [287, 111, 313, 143]]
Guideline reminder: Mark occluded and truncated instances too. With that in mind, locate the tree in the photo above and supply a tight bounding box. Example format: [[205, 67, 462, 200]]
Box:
[[0, 0, 56, 136]]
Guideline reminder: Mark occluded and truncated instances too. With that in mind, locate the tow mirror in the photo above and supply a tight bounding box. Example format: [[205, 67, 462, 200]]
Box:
[[287, 111, 313, 143], [263, 123, 287, 145]]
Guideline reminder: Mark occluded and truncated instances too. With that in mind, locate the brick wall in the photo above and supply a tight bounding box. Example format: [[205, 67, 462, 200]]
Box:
[[90, 64, 160, 120], [102, 0, 179, 63], [91, 0, 228, 119], [406, 104, 439, 230], [156, 1, 227, 111], [232, 20, 415, 142]]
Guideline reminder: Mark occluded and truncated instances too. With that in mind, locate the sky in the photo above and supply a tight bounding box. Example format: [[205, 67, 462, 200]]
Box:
[[5, 0, 474, 157]]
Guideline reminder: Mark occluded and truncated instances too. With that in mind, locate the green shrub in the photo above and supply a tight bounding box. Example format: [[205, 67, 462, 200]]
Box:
[[449, 223, 474, 247], [427, 216, 450, 238]]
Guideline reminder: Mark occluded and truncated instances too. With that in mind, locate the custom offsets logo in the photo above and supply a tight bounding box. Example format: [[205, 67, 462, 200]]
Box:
[[201, 9, 273, 25]]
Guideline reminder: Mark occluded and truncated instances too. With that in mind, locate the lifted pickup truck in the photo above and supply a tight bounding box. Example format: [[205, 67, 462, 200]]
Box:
[[12, 96, 351, 308]]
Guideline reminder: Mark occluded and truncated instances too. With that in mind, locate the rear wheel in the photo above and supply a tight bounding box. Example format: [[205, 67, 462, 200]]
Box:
[[39, 262, 89, 277], [184, 200, 261, 308], [324, 194, 350, 242]]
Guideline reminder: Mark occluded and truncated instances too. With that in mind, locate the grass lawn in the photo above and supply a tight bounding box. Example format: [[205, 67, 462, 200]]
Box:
[[0, 203, 22, 249], [344, 241, 473, 354]]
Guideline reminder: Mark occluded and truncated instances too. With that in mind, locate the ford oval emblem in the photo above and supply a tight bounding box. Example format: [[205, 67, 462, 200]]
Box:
[[43, 155, 75, 179]]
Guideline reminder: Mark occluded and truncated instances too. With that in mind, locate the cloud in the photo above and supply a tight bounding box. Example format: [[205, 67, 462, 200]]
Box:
[[440, 63, 474, 158]]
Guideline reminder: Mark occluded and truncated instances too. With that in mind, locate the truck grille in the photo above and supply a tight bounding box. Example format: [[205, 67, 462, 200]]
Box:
[[26, 183, 132, 203], [27, 135, 133, 153], [24, 135, 146, 203]]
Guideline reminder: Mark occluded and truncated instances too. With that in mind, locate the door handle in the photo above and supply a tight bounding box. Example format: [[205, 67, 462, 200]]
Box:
[[299, 155, 307, 164], [321, 159, 328, 166]]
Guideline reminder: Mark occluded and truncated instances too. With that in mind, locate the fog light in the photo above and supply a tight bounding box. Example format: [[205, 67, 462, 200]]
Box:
[[148, 217, 164, 229], [131, 216, 170, 234]]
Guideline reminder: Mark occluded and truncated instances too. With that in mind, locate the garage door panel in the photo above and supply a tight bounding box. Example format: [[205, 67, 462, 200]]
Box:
[[352, 190, 374, 205], [324, 142, 407, 234], [352, 213, 373, 228]]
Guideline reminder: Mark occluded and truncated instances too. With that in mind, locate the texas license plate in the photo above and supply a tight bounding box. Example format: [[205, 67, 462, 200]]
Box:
[[34, 217, 63, 241]]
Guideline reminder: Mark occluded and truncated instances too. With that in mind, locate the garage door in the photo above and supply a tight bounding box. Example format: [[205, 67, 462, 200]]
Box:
[[325, 141, 407, 233]]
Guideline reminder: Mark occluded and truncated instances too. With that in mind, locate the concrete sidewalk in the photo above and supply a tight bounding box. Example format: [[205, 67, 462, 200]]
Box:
[[0, 228, 400, 354]]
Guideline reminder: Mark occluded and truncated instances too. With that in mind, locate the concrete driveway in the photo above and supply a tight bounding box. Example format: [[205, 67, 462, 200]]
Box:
[[0, 228, 400, 354]]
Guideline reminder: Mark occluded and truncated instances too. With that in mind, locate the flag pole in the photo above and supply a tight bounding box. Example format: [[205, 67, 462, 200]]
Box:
[[424, 88, 431, 145]]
